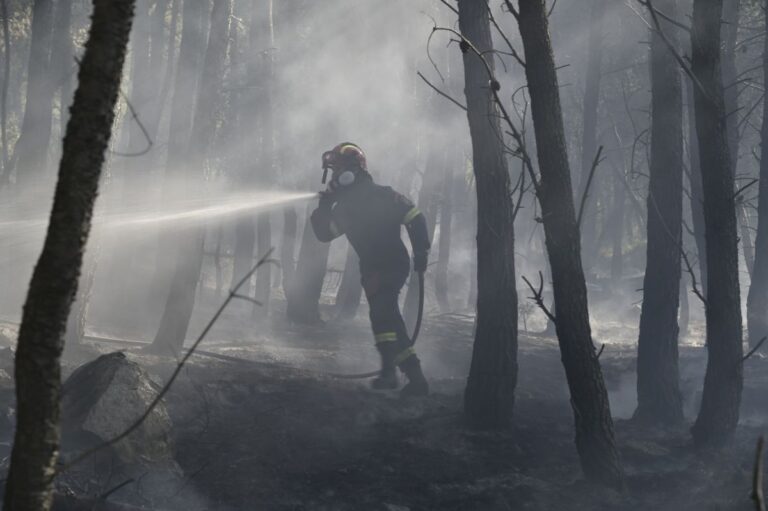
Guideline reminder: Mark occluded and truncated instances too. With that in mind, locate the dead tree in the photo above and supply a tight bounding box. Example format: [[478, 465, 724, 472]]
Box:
[[686, 78, 708, 293], [577, 0, 610, 271], [435, 163, 455, 312], [689, 0, 744, 448], [150, 0, 232, 355], [12, 0, 55, 186], [515, 0, 624, 487], [746, 8, 768, 349], [634, 0, 685, 425], [2, 0, 135, 508], [457, 0, 519, 428]]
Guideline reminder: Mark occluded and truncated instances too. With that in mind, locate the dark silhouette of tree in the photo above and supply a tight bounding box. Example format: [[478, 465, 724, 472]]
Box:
[[515, 0, 624, 487], [286, 208, 331, 324], [12, 0, 55, 186], [2, 0, 135, 507], [746, 3, 768, 349], [634, 0, 685, 426], [457, 0, 518, 428], [689, 0, 744, 448], [151, 0, 232, 355]]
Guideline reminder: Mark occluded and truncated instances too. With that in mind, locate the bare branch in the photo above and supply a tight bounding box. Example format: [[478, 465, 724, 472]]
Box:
[[417, 70, 467, 111], [681, 249, 706, 306], [437, 0, 458, 15], [577, 145, 604, 227], [743, 336, 767, 363], [522, 271, 556, 323], [58, 248, 277, 474]]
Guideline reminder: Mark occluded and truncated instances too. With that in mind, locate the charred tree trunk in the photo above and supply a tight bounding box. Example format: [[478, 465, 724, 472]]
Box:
[[150, 0, 232, 355], [517, 0, 623, 487], [435, 163, 455, 312], [12, 0, 55, 186], [280, 205, 298, 297], [457, 0, 518, 428], [689, 0, 744, 448], [253, 0, 276, 315], [334, 242, 362, 320], [577, 0, 609, 271], [634, 0, 684, 425], [721, 0, 754, 278], [746, 10, 768, 348], [2, 0, 134, 508], [686, 78, 708, 294], [286, 207, 330, 324]]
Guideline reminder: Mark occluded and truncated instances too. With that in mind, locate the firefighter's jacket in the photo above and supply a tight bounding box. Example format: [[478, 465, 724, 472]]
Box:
[[311, 175, 430, 275]]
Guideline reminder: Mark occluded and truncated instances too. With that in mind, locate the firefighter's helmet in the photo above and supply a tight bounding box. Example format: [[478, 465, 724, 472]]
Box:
[[321, 142, 367, 172]]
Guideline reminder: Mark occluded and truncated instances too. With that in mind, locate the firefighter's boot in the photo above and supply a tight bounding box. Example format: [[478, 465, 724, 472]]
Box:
[[398, 352, 429, 398], [371, 341, 399, 390]]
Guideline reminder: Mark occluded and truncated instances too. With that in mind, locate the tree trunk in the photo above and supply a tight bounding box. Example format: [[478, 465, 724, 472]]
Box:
[[280, 205, 298, 297], [2, 0, 134, 508], [435, 163, 455, 312], [686, 78, 708, 294], [577, 0, 609, 271], [721, 0, 754, 278], [0, 0, 10, 177], [609, 159, 625, 285], [12, 0, 55, 186], [634, 0, 684, 425], [150, 0, 232, 355], [286, 206, 330, 324], [457, 0, 518, 429], [334, 241, 362, 320], [253, 0, 276, 315], [746, 10, 768, 349], [517, 0, 623, 488], [689, 0, 744, 448]]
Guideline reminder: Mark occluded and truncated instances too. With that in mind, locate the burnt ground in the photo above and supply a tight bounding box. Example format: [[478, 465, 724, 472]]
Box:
[[1, 300, 767, 511]]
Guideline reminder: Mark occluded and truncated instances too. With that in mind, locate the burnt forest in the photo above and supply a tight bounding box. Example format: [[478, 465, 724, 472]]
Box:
[[0, 0, 767, 510]]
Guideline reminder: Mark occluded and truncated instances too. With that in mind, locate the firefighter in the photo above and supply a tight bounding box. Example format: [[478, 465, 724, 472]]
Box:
[[311, 142, 430, 397]]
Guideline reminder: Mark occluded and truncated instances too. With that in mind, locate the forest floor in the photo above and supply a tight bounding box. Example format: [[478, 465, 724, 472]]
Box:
[[0, 297, 767, 511]]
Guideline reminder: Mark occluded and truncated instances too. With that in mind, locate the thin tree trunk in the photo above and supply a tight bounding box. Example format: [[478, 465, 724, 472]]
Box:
[[689, 0, 744, 448], [686, 78, 708, 294], [457, 0, 518, 428], [51, 0, 74, 134], [634, 0, 684, 425], [254, 0, 276, 315], [12, 0, 55, 186], [435, 163, 455, 312], [0, 0, 10, 179], [2, 0, 134, 507], [280, 205, 297, 297], [150, 0, 232, 355], [746, 9, 768, 348], [577, 0, 609, 271], [517, 0, 623, 487], [609, 159, 625, 285], [721, 0, 754, 278]]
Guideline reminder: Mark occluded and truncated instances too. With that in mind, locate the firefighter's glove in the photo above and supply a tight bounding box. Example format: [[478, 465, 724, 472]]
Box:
[[413, 251, 428, 273], [318, 190, 336, 210]]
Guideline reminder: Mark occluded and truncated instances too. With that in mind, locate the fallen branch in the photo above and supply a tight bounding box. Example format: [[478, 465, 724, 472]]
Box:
[[57, 248, 277, 474]]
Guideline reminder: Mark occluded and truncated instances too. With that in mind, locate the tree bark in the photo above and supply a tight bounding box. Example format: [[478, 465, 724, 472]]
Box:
[[435, 163, 455, 312], [2, 0, 134, 508], [634, 0, 684, 425], [12, 0, 55, 186], [517, 0, 623, 487], [151, 0, 232, 355], [746, 9, 768, 349], [577, 0, 609, 271], [689, 0, 744, 448], [457, 0, 518, 428], [686, 78, 708, 294]]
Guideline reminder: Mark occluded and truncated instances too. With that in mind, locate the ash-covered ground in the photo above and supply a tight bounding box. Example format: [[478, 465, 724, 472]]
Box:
[[0, 295, 765, 511]]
